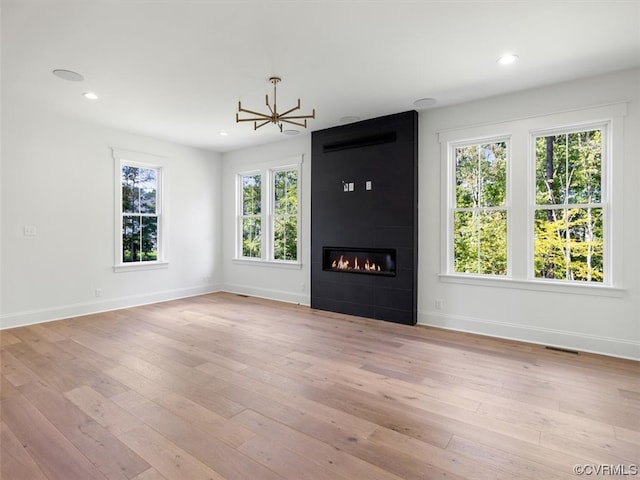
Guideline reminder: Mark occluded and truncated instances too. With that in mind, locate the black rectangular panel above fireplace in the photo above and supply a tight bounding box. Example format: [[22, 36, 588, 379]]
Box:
[[311, 111, 418, 325]]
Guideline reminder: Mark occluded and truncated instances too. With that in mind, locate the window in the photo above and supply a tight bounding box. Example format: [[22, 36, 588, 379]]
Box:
[[452, 140, 508, 276], [236, 157, 301, 264], [112, 148, 166, 271], [272, 168, 298, 261], [439, 103, 625, 292], [121, 164, 160, 262], [240, 173, 262, 258], [533, 128, 605, 282]]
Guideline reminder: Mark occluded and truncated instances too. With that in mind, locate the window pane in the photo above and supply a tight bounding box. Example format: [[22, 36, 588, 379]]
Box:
[[242, 217, 261, 258], [479, 142, 507, 207], [535, 130, 602, 206], [122, 216, 140, 262], [274, 215, 297, 261], [274, 170, 298, 214], [534, 207, 603, 282], [455, 145, 479, 208], [453, 210, 507, 275], [455, 142, 506, 208], [122, 165, 157, 214], [242, 175, 261, 215], [122, 166, 139, 214], [141, 216, 158, 261], [139, 169, 157, 214]]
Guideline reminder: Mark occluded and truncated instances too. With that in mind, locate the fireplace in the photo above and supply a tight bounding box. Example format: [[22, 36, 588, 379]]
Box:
[[311, 110, 417, 325], [323, 247, 396, 276]]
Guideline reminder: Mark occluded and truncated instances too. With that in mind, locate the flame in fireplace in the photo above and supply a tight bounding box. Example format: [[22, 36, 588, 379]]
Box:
[[331, 255, 381, 272]]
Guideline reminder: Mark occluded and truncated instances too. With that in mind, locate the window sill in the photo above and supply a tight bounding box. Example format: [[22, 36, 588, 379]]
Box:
[[439, 274, 625, 297], [113, 261, 169, 273], [232, 258, 302, 270]]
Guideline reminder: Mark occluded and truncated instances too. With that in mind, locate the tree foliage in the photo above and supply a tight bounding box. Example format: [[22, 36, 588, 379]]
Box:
[[451, 130, 604, 282], [121, 166, 158, 262], [273, 170, 298, 261], [241, 174, 262, 258], [453, 142, 508, 275], [534, 130, 603, 282]]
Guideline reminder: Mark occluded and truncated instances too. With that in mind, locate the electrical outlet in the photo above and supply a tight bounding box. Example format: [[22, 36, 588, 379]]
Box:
[[435, 299, 443, 310], [95, 288, 103, 298], [24, 225, 37, 236]]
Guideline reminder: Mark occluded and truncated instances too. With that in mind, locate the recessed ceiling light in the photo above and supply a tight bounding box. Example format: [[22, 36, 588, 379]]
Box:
[[282, 129, 300, 136], [52, 69, 84, 82], [413, 97, 437, 109], [82, 92, 99, 100], [219, 131, 229, 136], [497, 53, 519, 65]]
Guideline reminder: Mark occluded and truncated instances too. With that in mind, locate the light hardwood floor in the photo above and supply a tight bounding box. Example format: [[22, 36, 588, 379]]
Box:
[[1, 292, 638, 479]]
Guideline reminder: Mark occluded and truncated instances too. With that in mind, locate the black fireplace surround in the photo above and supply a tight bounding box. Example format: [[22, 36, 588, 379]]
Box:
[[311, 111, 418, 325]]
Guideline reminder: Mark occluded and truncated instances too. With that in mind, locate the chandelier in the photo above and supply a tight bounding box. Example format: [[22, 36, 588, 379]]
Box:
[[236, 77, 315, 132]]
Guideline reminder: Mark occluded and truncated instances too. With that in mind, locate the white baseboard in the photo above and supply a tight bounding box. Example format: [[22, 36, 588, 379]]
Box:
[[419, 310, 640, 361], [0, 284, 224, 330], [4, 289, 635, 361], [222, 283, 310, 306]]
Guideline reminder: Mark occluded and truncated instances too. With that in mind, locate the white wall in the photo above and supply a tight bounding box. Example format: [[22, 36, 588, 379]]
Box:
[[419, 68, 640, 360], [3, 68, 638, 360], [218, 69, 638, 359], [221, 134, 311, 305], [0, 106, 223, 328]]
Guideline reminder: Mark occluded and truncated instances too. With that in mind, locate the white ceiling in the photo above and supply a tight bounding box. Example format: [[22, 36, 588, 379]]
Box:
[[3, 0, 639, 153]]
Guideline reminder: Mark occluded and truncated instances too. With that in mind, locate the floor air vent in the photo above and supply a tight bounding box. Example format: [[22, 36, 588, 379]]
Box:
[[545, 346, 580, 354]]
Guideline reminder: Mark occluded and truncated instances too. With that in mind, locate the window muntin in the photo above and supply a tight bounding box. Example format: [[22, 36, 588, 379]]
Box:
[[533, 128, 605, 282], [451, 141, 508, 276], [236, 161, 301, 264], [240, 173, 262, 259], [440, 103, 624, 292], [272, 168, 298, 261], [120, 164, 161, 263]]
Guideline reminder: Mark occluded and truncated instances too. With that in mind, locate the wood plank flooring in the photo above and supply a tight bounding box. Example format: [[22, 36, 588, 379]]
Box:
[[1, 292, 638, 479]]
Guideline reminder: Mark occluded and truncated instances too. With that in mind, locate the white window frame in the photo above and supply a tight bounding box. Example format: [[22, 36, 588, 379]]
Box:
[[237, 170, 263, 260], [234, 156, 302, 268], [438, 103, 626, 297], [447, 136, 511, 278], [269, 164, 301, 263], [112, 148, 168, 272], [528, 122, 610, 284]]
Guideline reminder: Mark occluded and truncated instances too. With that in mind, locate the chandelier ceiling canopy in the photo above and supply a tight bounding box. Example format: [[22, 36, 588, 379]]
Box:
[[236, 77, 315, 132]]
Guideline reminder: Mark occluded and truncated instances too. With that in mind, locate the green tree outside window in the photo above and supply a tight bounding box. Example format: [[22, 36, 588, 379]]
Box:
[[273, 169, 298, 261], [121, 165, 159, 262], [241, 174, 262, 258], [452, 142, 508, 275], [534, 130, 604, 282]]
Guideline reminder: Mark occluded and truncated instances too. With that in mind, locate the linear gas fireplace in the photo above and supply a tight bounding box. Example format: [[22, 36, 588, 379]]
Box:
[[323, 247, 396, 276]]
